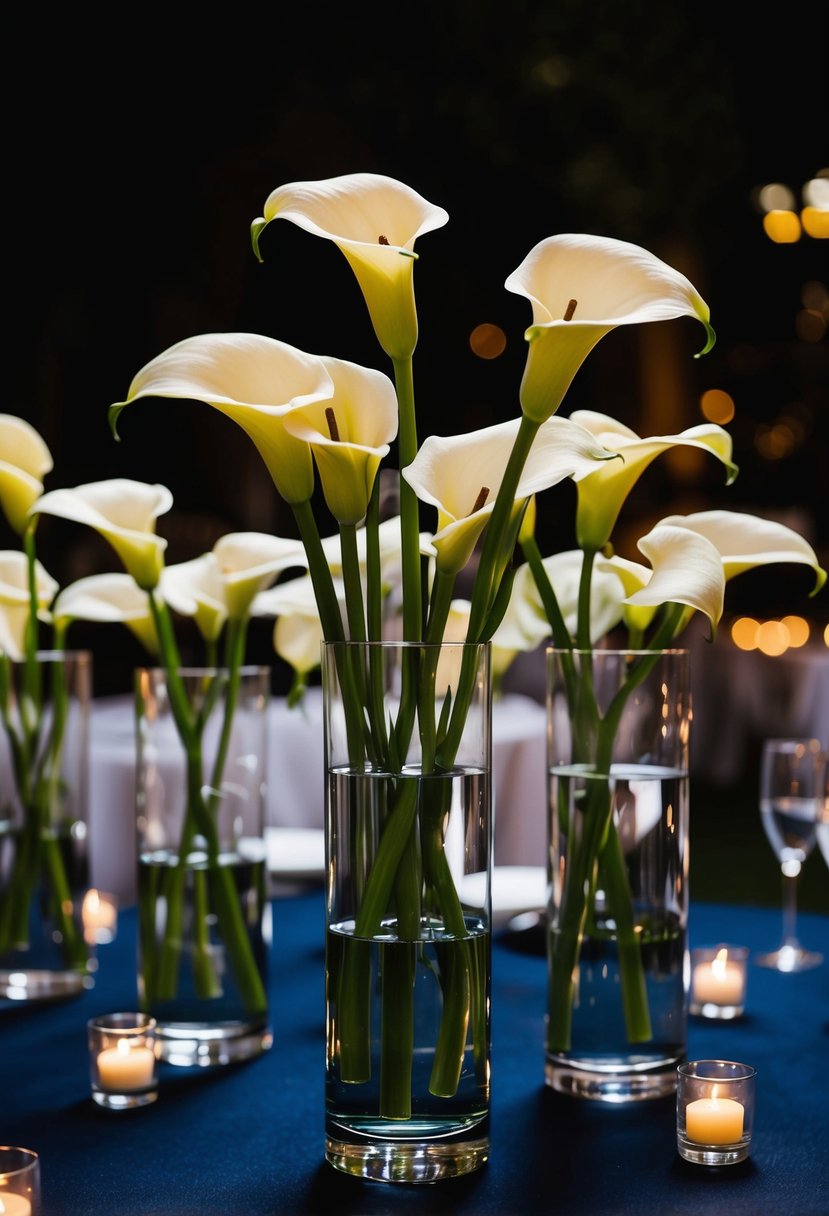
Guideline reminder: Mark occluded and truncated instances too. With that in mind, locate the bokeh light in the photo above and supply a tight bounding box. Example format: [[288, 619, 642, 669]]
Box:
[[795, 309, 827, 341], [801, 206, 829, 238], [755, 422, 796, 459], [699, 388, 735, 424], [756, 619, 790, 656], [731, 617, 759, 650], [781, 616, 810, 647], [802, 175, 829, 209], [763, 210, 801, 243], [758, 182, 796, 212], [469, 323, 507, 359]]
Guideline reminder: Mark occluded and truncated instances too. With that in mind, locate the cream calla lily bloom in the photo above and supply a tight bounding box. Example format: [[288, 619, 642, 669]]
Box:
[[0, 551, 58, 658], [657, 510, 827, 594], [283, 356, 398, 524], [253, 572, 341, 675], [252, 173, 449, 359], [30, 479, 172, 591], [0, 414, 53, 535], [600, 523, 726, 637], [160, 555, 227, 642], [513, 550, 628, 645], [109, 333, 335, 505], [320, 517, 436, 589], [505, 234, 715, 422], [402, 415, 617, 574], [441, 597, 521, 683], [568, 411, 738, 550], [52, 573, 158, 655]]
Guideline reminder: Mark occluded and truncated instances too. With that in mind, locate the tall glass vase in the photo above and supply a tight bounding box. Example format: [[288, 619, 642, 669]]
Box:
[[545, 647, 691, 1101], [135, 665, 272, 1066], [0, 650, 93, 1000], [323, 640, 492, 1183]]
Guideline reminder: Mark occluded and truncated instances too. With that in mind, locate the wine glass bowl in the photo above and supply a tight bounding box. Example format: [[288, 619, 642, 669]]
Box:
[[756, 737, 826, 972]]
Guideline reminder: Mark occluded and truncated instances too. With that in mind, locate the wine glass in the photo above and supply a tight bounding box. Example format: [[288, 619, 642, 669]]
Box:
[[756, 737, 826, 972]]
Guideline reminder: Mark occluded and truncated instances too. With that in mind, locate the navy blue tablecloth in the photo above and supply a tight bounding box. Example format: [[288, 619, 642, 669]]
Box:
[[2, 894, 828, 1216]]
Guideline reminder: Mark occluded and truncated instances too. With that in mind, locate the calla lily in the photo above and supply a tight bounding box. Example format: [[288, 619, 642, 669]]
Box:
[[513, 551, 628, 646], [253, 572, 341, 675], [160, 555, 227, 642], [568, 411, 738, 550], [0, 551, 58, 658], [252, 173, 449, 360], [109, 334, 335, 505], [600, 523, 726, 637], [283, 356, 398, 524], [0, 414, 53, 535], [30, 479, 172, 590], [320, 517, 436, 589], [402, 415, 617, 573], [52, 573, 158, 655], [505, 234, 715, 422], [441, 597, 520, 683], [656, 510, 827, 595]]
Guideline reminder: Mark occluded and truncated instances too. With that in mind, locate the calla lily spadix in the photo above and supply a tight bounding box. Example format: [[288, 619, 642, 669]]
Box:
[[657, 510, 827, 595], [109, 334, 335, 506], [568, 411, 738, 550], [252, 173, 449, 360], [52, 573, 158, 655], [283, 356, 398, 524], [505, 234, 715, 423], [0, 414, 54, 536], [402, 415, 618, 574], [600, 523, 727, 639], [0, 550, 58, 659], [30, 479, 172, 591]]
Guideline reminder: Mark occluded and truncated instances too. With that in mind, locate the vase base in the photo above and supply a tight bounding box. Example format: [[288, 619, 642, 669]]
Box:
[[155, 1018, 273, 1067], [0, 967, 93, 1002], [545, 1055, 678, 1102], [325, 1131, 489, 1183]]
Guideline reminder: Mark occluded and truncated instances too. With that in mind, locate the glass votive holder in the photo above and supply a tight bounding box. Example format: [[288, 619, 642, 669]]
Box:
[[677, 1060, 756, 1165], [88, 1013, 159, 1110], [82, 889, 118, 946], [0, 1146, 40, 1214], [690, 945, 748, 1019]]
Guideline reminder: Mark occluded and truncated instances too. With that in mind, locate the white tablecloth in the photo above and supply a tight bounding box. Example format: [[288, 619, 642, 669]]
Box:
[[87, 689, 548, 902]]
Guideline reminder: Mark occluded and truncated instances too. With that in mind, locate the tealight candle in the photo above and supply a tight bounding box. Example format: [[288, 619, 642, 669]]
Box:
[[88, 1013, 158, 1109], [97, 1038, 156, 1091], [685, 1096, 745, 1144], [677, 1060, 756, 1165], [690, 946, 747, 1018], [82, 889, 118, 944], [0, 1193, 33, 1216]]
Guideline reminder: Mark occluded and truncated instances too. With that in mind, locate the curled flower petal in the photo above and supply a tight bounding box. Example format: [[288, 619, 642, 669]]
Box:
[[53, 573, 158, 654], [0, 414, 53, 535], [213, 532, 308, 619], [0, 551, 58, 658], [505, 234, 715, 422], [30, 479, 172, 590], [161, 555, 227, 641], [403, 415, 616, 573], [109, 333, 335, 505], [623, 523, 726, 636], [284, 356, 398, 524], [657, 509, 827, 594], [253, 173, 449, 359], [513, 551, 627, 645], [569, 411, 737, 550]]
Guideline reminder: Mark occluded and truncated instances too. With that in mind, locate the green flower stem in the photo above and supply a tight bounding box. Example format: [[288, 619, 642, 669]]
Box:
[[430, 939, 471, 1097], [391, 356, 422, 644], [379, 940, 416, 1119]]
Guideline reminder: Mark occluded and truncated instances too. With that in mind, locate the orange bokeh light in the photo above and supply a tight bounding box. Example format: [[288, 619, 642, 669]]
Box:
[[801, 206, 829, 238], [763, 210, 801, 243], [756, 620, 790, 656], [781, 616, 810, 647], [699, 388, 735, 424], [731, 617, 759, 651], [469, 323, 507, 360]]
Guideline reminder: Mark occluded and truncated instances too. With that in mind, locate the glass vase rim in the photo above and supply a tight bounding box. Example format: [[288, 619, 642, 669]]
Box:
[[12, 648, 92, 664], [321, 639, 492, 651], [545, 645, 689, 657], [677, 1059, 757, 1080], [0, 1144, 40, 1172]]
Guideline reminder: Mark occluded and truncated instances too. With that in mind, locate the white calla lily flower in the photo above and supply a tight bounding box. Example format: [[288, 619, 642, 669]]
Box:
[[252, 173, 449, 359], [30, 479, 172, 590], [52, 573, 158, 654], [505, 234, 715, 422], [213, 532, 308, 620], [320, 517, 436, 590], [569, 411, 738, 550], [0, 551, 58, 658], [283, 357, 398, 524], [253, 572, 343, 676], [403, 415, 617, 573], [0, 414, 54, 535], [602, 523, 726, 637], [657, 510, 827, 594], [109, 334, 335, 505], [161, 555, 227, 641], [442, 597, 520, 682], [514, 551, 628, 646]]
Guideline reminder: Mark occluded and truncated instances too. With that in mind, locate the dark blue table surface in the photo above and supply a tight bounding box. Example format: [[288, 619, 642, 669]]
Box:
[[2, 893, 828, 1216]]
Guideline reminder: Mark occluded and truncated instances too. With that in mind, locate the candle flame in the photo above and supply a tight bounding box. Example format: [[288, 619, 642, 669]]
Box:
[[116, 1038, 132, 1057], [712, 948, 729, 976]]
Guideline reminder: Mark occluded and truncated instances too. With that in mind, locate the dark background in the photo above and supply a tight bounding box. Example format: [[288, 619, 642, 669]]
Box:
[[4, 4, 828, 669]]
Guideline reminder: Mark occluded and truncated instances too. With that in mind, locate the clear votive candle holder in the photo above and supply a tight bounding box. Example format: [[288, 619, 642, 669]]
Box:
[[690, 945, 748, 1019], [88, 1012, 159, 1110], [677, 1060, 756, 1165], [0, 1146, 41, 1214]]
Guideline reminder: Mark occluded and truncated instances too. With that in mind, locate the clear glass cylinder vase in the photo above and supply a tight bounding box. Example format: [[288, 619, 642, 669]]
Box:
[[135, 664, 272, 1066], [0, 649, 93, 1000], [322, 640, 492, 1183], [545, 647, 691, 1101]]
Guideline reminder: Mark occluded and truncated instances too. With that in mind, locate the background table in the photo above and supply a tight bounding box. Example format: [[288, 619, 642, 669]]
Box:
[[2, 894, 827, 1215]]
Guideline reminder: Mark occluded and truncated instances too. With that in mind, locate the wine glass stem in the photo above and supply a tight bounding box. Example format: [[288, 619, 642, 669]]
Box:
[[781, 870, 801, 949]]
